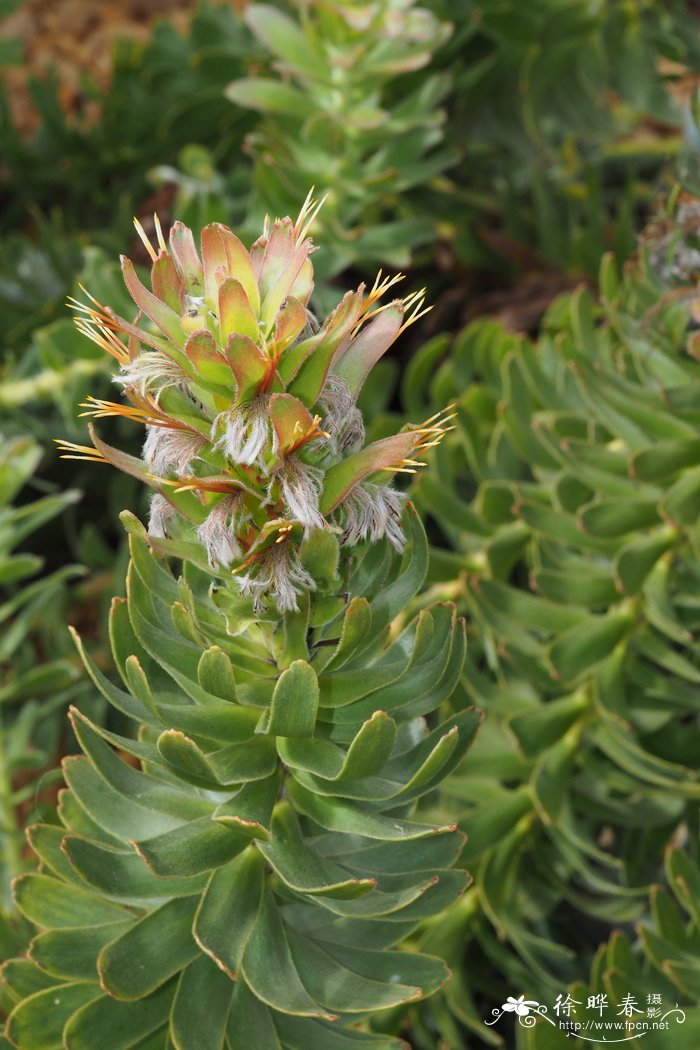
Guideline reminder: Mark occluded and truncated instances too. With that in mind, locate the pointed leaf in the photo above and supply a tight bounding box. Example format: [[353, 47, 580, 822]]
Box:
[[333, 306, 403, 398], [269, 394, 317, 456], [169, 221, 204, 295], [224, 333, 269, 402], [151, 253, 184, 313], [320, 433, 421, 514], [121, 256, 184, 346]]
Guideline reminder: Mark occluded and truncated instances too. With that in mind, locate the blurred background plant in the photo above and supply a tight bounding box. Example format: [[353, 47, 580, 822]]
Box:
[[398, 194, 700, 1047], [0, 438, 87, 971], [3, 0, 700, 1045]]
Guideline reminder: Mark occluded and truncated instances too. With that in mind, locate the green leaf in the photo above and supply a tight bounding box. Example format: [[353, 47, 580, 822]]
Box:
[[225, 78, 315, 116], [286, 932, 431, 1013], [0, 960, 60, 1004], [631, 437, 700, 481], [13, 874, 129, 929], [98, 897, 199, 1000], [62, 981, 175, 1050], [6, 982, 100, 1050], [577, 498, 660, 537], [134, 816, 250, 878], [508, 693, 588, 757], [197, 646, 237, 701], [245, 4, 328, 77], [287, 780, 455, 840], [227, 981, 282, 1050], [267, 660, 319, 738], [279, 1017, 407, 1050], [666, 848, 700, 923], [157, 729, 277, 787], [241, 890, 338, 1020], [193, 847, 265, 978], [62, 835, 206, 901], [258, 803, 376, 899], [458, 789, 533, 866], [531, 732, 579, 824], [28, 923, 132, 981], [614, 529, 677, 594], [279, 711, 396, 782], [299, 529, 340, 587], [548, 612, 633, 682], [170, 954, 235, 1050], [661, 465, 700, 526]]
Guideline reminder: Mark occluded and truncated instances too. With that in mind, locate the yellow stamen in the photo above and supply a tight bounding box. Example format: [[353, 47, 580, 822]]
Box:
[[294, 188, 327, 244], [54, 439, 107, 463], [155, 474, 244, 496], [73, 317, 130, 365], [153, 213, 168, 254], [133, 216, 158, 263], [286, 414, 328, 455]]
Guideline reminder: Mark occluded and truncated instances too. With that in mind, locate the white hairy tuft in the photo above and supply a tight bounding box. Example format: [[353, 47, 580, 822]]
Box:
[[147, 493, 176, 538], [196, 494, 245, 569], [115, 351, 185, 397], [213, 398, 271, 468], [142, 426, 206, 475], [236, 542, 315, 613], [318, 374, 364, 455], [340, 482, 407, 551], [272, 457, 325, 532]]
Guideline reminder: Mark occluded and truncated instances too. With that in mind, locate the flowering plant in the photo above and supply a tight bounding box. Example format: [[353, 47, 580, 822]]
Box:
[[2, 202, 478, 1050]]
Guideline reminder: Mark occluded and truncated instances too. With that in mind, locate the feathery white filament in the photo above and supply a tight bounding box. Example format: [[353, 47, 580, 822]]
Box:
[[318, 374, 364, 455], [142, 427, 205, 475], [196, 495, 244, 569], [214, 398, 270, 467], [236, 543, 315, 612], [274, 457, 325, 531], [147, 493, 176, 538], [115, 351, 185, 397], [340, 482, 407, 551]]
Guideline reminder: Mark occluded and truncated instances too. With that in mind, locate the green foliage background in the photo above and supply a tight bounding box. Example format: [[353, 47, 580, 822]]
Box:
[[2, 1, 700, 1048]]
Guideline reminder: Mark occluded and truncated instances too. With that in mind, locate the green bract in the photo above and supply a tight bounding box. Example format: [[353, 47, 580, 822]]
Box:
[[1, 208, 476, 1049]]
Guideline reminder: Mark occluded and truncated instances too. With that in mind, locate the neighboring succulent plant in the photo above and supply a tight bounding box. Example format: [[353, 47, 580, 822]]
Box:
[[0, 202, 479, 1050], [397, 197, 700, 1044], [518, 844, 700, 1050]]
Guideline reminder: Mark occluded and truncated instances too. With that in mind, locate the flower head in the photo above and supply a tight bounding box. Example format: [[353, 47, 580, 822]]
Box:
[[64, 196, 451, 610]]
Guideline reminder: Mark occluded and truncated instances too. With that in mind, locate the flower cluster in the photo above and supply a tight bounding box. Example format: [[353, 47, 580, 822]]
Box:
[[59, 195, 452, 610]]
